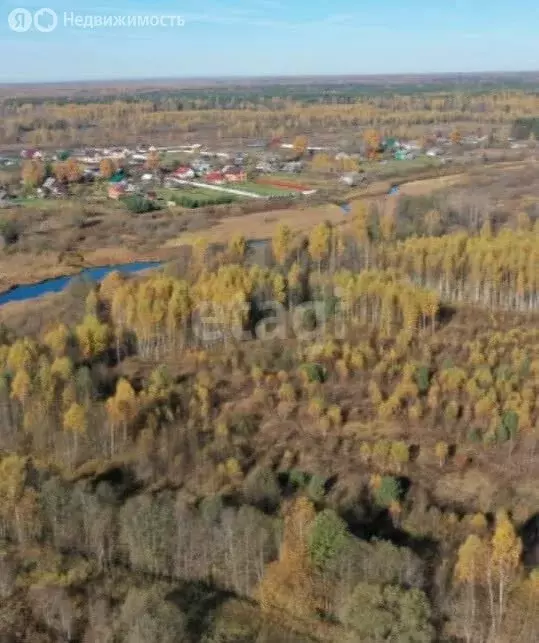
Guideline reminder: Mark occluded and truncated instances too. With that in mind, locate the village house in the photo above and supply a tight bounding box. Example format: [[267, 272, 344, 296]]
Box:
[[77, 149, 102, 164], [191, 159, 212, 175], [282, 161, 303, 173], [172, 166, 195, 180], [40, 177, 68, 197], [256, 161, 274, 173], [20, 149, 43, 160], [205, 171, 226, 185], [339, 171, 364, 187], [108, 183, 127, 199], [224, 166, 247, 182], [83, 167, 100, 179]]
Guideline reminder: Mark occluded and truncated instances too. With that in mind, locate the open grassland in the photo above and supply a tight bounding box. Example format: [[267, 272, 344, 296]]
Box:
[[165, 202, 348, 245], [158, 186, 241, 202], [165, 171, 473, 247], [236, 181, 298, 196]]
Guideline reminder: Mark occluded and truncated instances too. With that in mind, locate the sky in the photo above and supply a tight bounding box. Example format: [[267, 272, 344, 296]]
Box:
[[0, 0, 538, 83]]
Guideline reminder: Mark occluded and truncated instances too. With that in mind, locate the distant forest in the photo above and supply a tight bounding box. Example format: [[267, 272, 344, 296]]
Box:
[[511, 117, 539, 140], [2, 72, 539, 107]]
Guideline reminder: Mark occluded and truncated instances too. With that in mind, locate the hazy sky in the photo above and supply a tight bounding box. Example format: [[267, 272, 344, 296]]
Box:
[[1, 0, 538, 82]]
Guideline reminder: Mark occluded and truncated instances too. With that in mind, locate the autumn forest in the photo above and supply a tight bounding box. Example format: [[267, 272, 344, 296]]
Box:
[[0, 190, 537, 641], [0, 74, 539, 642]]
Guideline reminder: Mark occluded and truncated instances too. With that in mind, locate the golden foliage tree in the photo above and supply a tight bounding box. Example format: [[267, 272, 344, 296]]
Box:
[[308, 222, 332, 272], [21, 160, 45, 187], [105, 378, 138, 456], [228, 235, 247, 263], [63, 402, 87, 464], [65, 158, 82, 183], [258, 497, 318, 618], [455, 512, 522, 639], [363, 129, 381, 159], [44, 324, 71, 358], [99, 158, 116, 179], [145, 149, 160, 171], [75, 315, 110, 361], [490, 512, 522, 630], [292, 135, 308, 157], [272, 223, 293, 266]]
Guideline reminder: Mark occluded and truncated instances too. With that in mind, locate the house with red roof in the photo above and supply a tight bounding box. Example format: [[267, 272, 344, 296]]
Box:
[[108, 183, 127, 200], [172, 166, 195, 180], [20, 149, 43, 160], [205, 171, 226, 185], [224, 167, 247, 182]]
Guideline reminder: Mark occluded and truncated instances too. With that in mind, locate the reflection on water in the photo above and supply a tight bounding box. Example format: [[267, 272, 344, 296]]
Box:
[[0, 261, 162, 307]]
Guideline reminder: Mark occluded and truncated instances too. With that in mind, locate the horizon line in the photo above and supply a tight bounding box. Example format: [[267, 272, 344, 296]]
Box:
[[1, 69, 539, 88]]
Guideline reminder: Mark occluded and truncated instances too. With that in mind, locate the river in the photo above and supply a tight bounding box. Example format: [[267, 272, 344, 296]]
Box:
[[0, 261, 162, 307]]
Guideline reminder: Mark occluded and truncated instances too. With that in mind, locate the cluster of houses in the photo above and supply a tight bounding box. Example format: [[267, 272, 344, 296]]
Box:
[[3, 130, 522, 206], [167, 164, 246, 185]]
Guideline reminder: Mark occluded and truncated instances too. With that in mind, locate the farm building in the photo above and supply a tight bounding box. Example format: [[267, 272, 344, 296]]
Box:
[[173, 167, 195, 180], [205, 171, 226, 184], [224, 167, 247, 182], [108, 183, 127, 200]]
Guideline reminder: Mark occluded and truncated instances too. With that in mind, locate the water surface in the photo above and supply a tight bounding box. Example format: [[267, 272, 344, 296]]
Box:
[[0, 261, 162, 307]]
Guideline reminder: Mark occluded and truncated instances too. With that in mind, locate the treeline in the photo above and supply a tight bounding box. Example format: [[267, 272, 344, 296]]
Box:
[[0, 450, 536, 641], [319, 205, 539, 312], [0, 453, 435, 641], [1, 89, 537, 147], [511, 117, 539, 140]]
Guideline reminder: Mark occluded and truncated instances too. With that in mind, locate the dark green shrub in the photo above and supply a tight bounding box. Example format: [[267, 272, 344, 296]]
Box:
[[308, 509, 349, 570], [341, 583, 435, 642], [288, 469, 309, 488], [123, 195, 159, 213], [299, 362, 327, 383], [414, 366, 430, 394], [497, 410, 519, 443], [374, 476, 402, 508], [243, 467, 281, 512], [173, 194, 236, 208], [0, 219, 20, 245], [467, 428, 482, 443], [199, 494, 224, 525], [307, 474, 326, 502]]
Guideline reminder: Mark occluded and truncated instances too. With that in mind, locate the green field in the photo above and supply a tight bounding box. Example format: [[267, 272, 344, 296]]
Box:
[[234, 181, 297, 196], [157, 186, 241, 208], [362, 156, 442, 178]]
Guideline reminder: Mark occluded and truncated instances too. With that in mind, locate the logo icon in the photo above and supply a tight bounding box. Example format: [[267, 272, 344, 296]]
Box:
[[34, 8, 57, 32], [8, 7, 58, 33], [8, 8, 33, 32]]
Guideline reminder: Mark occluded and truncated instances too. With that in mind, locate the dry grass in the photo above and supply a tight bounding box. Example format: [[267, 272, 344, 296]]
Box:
[[164, 203, 349, 246], [0, 160, 534, 293], [164, 171, 472, 247]]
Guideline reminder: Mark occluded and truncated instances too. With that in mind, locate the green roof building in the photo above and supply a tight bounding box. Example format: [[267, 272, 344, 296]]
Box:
[[109, 170, 126, 183]]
